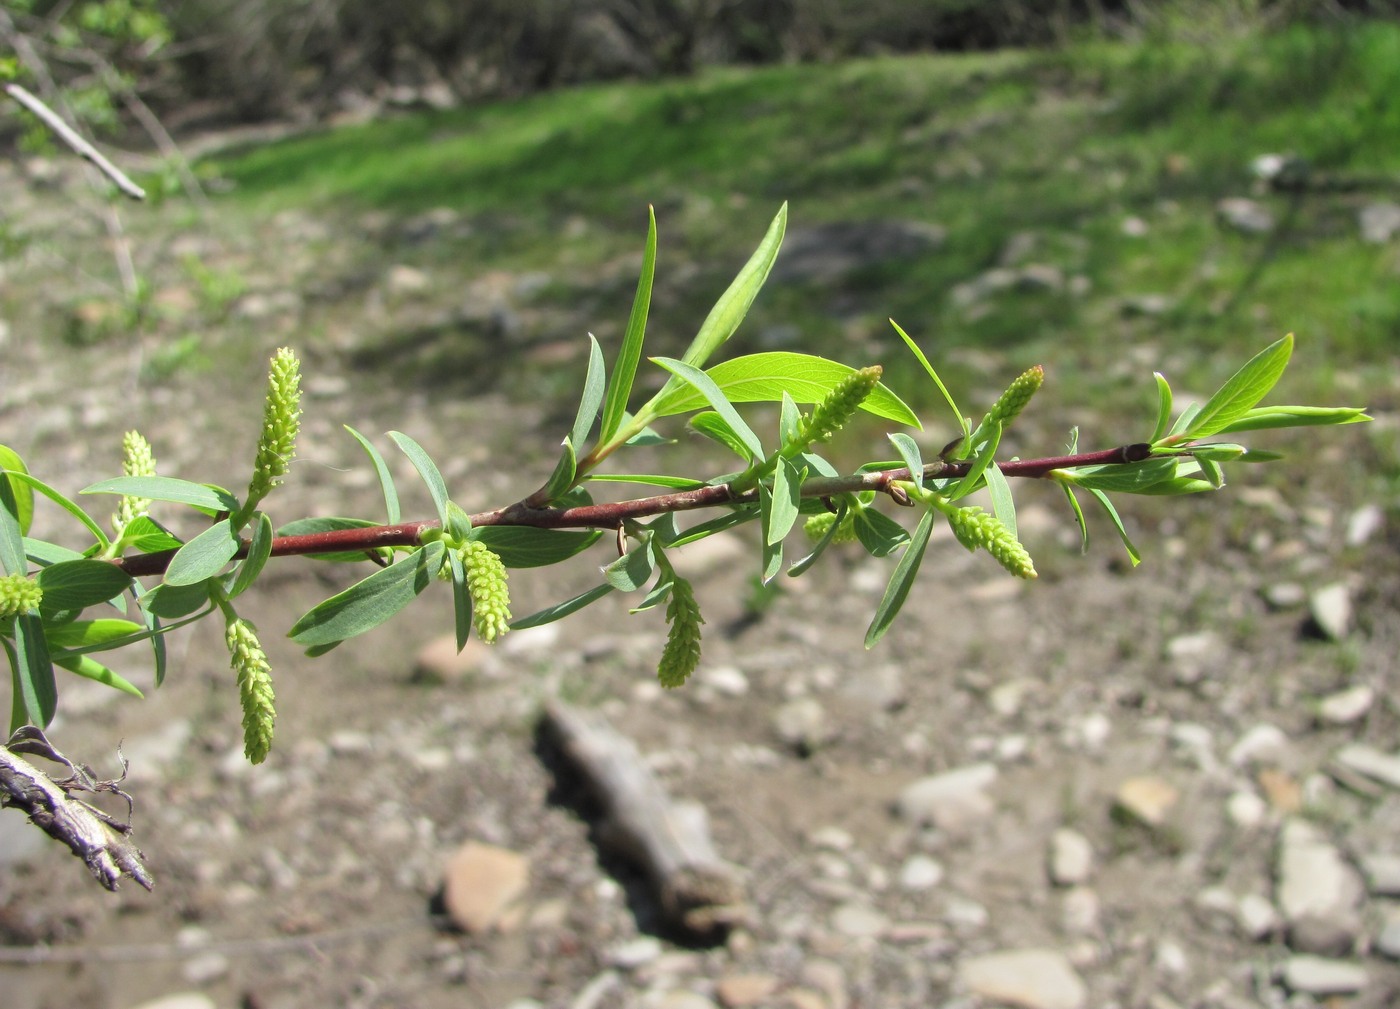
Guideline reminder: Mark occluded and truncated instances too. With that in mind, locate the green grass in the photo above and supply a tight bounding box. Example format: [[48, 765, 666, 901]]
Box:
[[201, 22, 1400, 424]]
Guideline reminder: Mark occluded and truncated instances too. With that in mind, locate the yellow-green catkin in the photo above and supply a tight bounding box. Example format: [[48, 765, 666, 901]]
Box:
[[984, 365, 1044, 431], [947, 506, 1037, 579], [113, 430, 156, 531], [225, 618, 276, 764], [247, 347, 302, 504], [797, 366, 882, 447], [657, 577, 704, 689], [461, 540, 511, 643], [803, 510, 858, 544], [0, 573, 42, 617]]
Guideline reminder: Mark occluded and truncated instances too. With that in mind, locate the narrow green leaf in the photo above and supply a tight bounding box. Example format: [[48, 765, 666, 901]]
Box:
[[541, 437, 578, 503], [757, 483, 783, 583], [511, 583, 614, 630], [604, 539, 656, 592], [780, 392, 802, 449], [0, 447, 34, 535], [304, 641, 342, 657], [888, 433, 924, 491], [344, 425, 401, 524], [164, 519, 237, 586], [1197, 456, 1225, 488], [573, 333, 609, 450], [81, 476, 238, 515], [677, 203, 786, 373], [449, 549, 471, 652], [1191, 444, 1246, 463], [276, 516, 390, 562], [129, 579, 167, 687], [788, 500, 848, 578], [1216, 405, 1371, 434], [388, 431, 450, 525], [600, 206, 657, 444], [1059, 458, 1178, 493], [665, 508, 755, 548], [288, 541, 446, 647], [984, 462, 1017, 540], [649, 352, 920, 427], [1185, 335, 1293, 439], [54, 653, 143, 698], [473, 526, 603, 568], [0, 474, 31, 576], [1167, 402, 1202, 439], [587, 473, 707, 490], [653, 357, 763, 459], [44, 618, 145, 650], [445, 501, 473, 543], [864, 509, 934, 649], [950, 422, 1002, 500], [853, 507, 911, 557], [24, 539, 84, 566], [9, 470, 110, 549], [630, 577, 674, 615], [1061, 483, 1089, 553], [1150, 372, 1173, 443], [690, 411, 759, 462], [1137, 476, 1218, 495], [35, 559, 131, 613], [766, 458, 803, 546], [117, 515, 182, 553], [226, 512, 274, 599], [892, 320, 966, 436], [1087, 489, 1141, 566], [12, 614, 55, 728]]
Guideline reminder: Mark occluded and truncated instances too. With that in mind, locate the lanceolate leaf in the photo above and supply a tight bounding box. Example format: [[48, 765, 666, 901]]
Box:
[[690, 411, 759, 462], [53, 654, 143, 698], [389, 431, 450, 525], [140, 580, 212, 619], [10, 470, 110, 549], [0, 447, 34, 535], [44, 618, 145, 650], [0, 475, 30, 577], [788, 499, 848, 578], [1217, 405, 1370, 434], [950, 421, 1001, 500], [344, 425, 400, 524], [1150, 372, 1173, 443], [288, 541, 446, 647], [587, 473, 707, 490], [35, 559, 131, 613], [605, 539, 656, 592], [473, 526, 604, 568], [573, 334, 608, 451], [601, 208, 656, 444], [648, 352, 920, 427], [10, 614, 55, 729], [164, 519, 238, 586], [892, 320, 966, 437], [1088, 489, 1141, 566], [511, 583, 614, 630], [853, 506, 910, 557], [757, 482, 783, 583], [81, 476, 238, 515], [1062, 483, 1089, 552], [226, 512, 274, 599], [652, 357, 763, 459], [664, 508, 754, 548], [1184, 335, 1293, 439], [888, 433, 924, 490], [984, 462, 1017, 540], [766, 458, 803, 547], [1059, 457, 1178, 494], [449, 548, 471, 652], [864, 509, 934, 649]]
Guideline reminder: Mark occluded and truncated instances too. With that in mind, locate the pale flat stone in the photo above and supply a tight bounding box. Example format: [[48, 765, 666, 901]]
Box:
[[1049, 828, 1095, 886], [1309, 583, 1352, 640], [1115, 776, 1179, 828], [127, 996, 218, 1009], [897, 763, 998, 831], [1282, 955, 1367, 996], [958, 948, 1087, 1009], [442, 841, 529, 933], [1317, 685, 1374, 725], [1334, 744, 1400, 790], [1276, 819, 1364, 955]]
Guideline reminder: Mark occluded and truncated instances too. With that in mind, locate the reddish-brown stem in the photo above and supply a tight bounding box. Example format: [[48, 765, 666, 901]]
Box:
[[110, 443, 1156, 577]]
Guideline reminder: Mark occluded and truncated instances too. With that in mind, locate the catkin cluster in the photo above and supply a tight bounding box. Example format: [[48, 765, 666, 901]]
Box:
[[796, 366, 882, 448], [113, 429, 156, 530], [657, 577, 703, 688], [226, 618, 276, 764], [461, 540, 511, 643], [946, 505, 1037, 579], [803, 509, 858, 544], [0, 573, 42, 617], [247, 347, 302, 504], [984, 365, 1044, 431]]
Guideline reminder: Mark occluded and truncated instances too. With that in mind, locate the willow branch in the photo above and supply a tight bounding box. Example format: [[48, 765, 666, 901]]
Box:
[[110, 443, 1155, 577], [4, 83, 147, 200]]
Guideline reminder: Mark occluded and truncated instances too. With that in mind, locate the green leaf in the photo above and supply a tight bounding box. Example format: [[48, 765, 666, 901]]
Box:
[[1087, 489, 1141, 566], [35, 559, 131, 613], [226, 512, 273, 599], [82, 476, 238, 515], [950, 422, 1001, 500], [864, 509, 934, 649], [275, 516, 385, 562], [473, 526, 604, 568], [44, 618, 144, 650], [690, 410, 759, 462], [0, 447, 34, 535], [573, 333, 608, 451], [541, 437, 578, 503], [304, 641, 342, 658], [8, 615, 55, 728], [648, 352, 920, 427], [1150, 372, 1173, 443], [449, 548, 471, 652], [0, 474, 30, 577], [1136, 476, 1218, 495], [1167, 402, 1201, 439], [140, 579, 211, 619], [652, 357, 763, 459], [766, 458, 802, 547], [788, 499, 848, 578], [118, 515, 182, 553], [587, 473, 707, 490], [604, 539, 656, 592], [984, 462, 1017, 540], [8, 470, 110, 549], [853, 506, 911, 557], [1197, 455, 1225, 488], [892, 320, 966, 437], [164, 519, 237, 586], [1184, 335, 1293, 439], [630, 577, 674, 614], [445, 501, 473, 543], [665, 508, 755, 548], [1062, 484, 1089, 553], [600, 207, 657, 445], [1216, 405, 1370, 434], [779, 392, 803, 448], [388, 431, 450, 525], [511, 583, 614, 630], [288, 541, 446, 647], [888, 433, 924, 491], [757, 482, 783, 583], [129, 580, 167, 687], [676, 203, 786, 374], [344, 425, 400, 524], [1058, 458, 1178, 494], [54, 653, 143, 698], [24, 539, 85, 566]]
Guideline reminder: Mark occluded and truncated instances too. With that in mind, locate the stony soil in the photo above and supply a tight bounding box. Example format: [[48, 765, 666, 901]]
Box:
[[2, 155, 1399, 1009]]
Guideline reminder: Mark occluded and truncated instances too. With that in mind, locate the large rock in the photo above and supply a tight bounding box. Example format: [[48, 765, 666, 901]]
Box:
[[1275, 819, 1364, 954], [958, 948, 1087, 1009]]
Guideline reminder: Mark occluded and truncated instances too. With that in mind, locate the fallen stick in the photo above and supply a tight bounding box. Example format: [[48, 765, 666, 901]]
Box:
[[540, 699, 748, 939]]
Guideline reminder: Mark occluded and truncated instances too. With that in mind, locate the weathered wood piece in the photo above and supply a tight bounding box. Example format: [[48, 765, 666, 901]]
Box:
[[540, 699, 748, 938]]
